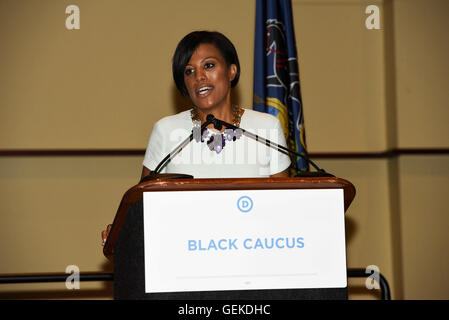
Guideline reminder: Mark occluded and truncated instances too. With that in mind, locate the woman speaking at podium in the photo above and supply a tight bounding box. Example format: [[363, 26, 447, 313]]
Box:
[[140, 30, 291, 181], [102, 31, 290, 245]]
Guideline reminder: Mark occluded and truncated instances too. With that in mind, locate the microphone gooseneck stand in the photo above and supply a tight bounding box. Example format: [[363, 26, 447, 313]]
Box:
[[140, 114, 333, 183], [207, 115, 334, 178], [139, 115, 214, 183]]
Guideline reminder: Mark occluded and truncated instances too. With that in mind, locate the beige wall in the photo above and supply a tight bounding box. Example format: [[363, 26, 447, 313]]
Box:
[[0, 0, 447, 299], [394, 1, 449, 148], [0, 0, 256, 149], [398, 155, 449, 299]]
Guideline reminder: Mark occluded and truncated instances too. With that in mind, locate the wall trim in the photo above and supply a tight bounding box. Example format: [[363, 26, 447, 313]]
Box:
[[0, 148, 447, 158]]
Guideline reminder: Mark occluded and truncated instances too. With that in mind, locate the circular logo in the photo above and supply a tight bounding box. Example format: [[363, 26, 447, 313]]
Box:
[[237, 196, 253, 213]]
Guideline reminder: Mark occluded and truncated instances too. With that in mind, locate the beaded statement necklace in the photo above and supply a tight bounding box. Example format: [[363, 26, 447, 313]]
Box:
[[191, 105, 244, 154]]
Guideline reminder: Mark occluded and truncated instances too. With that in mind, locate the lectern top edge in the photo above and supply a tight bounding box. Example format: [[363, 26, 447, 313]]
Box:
[[103, 176, 356, 260]]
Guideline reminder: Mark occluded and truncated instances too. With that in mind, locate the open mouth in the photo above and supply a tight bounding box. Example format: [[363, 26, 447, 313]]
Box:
[[196, 86, 214, 96]]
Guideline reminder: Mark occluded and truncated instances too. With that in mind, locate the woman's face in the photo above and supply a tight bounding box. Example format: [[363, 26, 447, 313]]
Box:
[[184, 43, 237, 112]]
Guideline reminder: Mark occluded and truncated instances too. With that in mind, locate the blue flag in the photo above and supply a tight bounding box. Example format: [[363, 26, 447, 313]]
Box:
[[253, 0, 308, 173]]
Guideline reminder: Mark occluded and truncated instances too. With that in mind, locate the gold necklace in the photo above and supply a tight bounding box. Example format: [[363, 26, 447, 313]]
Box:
[[190, 105, 244, 127]]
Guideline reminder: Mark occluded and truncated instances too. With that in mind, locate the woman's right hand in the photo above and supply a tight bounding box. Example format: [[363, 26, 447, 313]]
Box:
[[101, 224, 112, 246]]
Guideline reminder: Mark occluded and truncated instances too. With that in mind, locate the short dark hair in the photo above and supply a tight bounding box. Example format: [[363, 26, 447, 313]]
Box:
[[172, 31, 241, 96]]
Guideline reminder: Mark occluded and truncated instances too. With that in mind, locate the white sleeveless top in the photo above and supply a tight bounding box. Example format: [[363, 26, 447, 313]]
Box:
[[142, 108, 291, 178]]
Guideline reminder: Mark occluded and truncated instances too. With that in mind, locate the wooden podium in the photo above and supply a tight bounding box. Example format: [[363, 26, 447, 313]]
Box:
[[103, 176, 356, 300]]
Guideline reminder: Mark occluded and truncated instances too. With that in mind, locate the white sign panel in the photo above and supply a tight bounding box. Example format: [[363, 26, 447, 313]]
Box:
[[143, 189, 347, 293]]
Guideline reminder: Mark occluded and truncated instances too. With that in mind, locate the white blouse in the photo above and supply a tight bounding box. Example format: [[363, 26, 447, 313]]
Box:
[[143, 108, 291, 178]]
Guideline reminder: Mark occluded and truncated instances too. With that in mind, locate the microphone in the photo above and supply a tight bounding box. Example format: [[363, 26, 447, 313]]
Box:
[[139, 115, 215, 183], [206, 114, 334, 177]]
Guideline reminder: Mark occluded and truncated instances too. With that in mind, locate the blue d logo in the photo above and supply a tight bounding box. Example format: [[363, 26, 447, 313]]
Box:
[[237, 196, 253, 213]]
